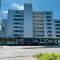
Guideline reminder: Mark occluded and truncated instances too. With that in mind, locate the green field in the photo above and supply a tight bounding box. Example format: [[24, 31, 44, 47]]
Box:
[[33, 53, 60, 60]]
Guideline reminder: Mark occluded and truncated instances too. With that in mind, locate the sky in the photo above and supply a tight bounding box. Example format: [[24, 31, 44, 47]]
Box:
[[0, 0, 60, 19]]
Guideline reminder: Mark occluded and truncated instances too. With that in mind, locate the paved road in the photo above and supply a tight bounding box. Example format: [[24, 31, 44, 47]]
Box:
[[0, 46, 60, 60]]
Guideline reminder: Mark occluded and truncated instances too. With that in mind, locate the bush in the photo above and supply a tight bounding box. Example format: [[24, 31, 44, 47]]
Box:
[[33, 53, 60, 60]]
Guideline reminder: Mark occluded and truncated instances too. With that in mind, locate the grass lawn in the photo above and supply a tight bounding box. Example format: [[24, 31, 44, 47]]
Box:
[[33, 53, 60, 60]]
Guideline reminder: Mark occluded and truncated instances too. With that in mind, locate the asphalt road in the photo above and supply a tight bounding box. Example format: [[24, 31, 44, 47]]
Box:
[[0, 46, 60, 60]]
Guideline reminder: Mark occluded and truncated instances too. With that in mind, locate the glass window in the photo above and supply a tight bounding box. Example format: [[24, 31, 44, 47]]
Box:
[[46, 19, 51, 22], [13, 22, 24, 25], [46, 16, 51, 18], [47, 27, 52, 29], [13, 18, 24, 21], [14, 11, 19, 14], [55, 31, 60, 33], [46, 12, 51, 15], [14, 11, 24, 14], [14, 26, 24, 29], [55, 28, 60, 30], [46, 23, 52, 25], [47, 30, 52, 33], [14, 30, 24, 32], [47, 34, 52, 37], [14, 34, 23, 37], [14, 15, 24, 17], [55, 21, 60, 23], [56, 35, 60, 37], [55, 24, 60, 26]]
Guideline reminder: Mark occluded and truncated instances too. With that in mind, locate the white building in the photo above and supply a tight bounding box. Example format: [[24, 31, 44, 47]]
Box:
[[1, 3, 33, 38], [54, 19, 60, 37], [6, 10, 24, 38], [33, 11, 53, 38], [1, 3, 60, 39]]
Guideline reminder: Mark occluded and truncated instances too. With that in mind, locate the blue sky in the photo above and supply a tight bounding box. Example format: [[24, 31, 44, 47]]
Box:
[[1, 0, 60, 19]]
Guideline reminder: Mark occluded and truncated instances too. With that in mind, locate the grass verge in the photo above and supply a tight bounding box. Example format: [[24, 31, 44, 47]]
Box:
[[33, 53, 60, 60]]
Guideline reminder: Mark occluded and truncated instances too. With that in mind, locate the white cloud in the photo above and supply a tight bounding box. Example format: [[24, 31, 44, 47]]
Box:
[[2, 10, 8, 19], [12, 3, 24, 10], [2, 10, 8, 14]]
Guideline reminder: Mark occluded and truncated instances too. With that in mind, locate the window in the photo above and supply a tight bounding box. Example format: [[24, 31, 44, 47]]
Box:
[[13, 18, 24, 21], [14, 11, 24, 14], [46, 12, 51, 15], [56, 35, 60, 37], [14, 11, 19, 14], [55, 21, 60, 23], [47, 30, 52, 33], [37, 27, 43, 29], [55, 24, 60, 26], [13, 22, 24, 25], [47, 34, 52, 37], [37, 35, 44, 37], [14, 30, 24, 32], [14, 34, 18, 36], [14, 26, 24, 29], [14, 34, 23, 37], [36, 23, 43, 25], [55, 31, 60, 33], [46, 23, 52, 25], [55, 28, 60, 30], [47, 27, 52, 29], [14, 15, 24, 17], [46, 16, 51, 18], [46, 19, 51, 22]]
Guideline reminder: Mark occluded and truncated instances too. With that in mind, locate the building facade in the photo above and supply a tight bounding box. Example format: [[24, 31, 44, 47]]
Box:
[[54, 19, 60, 37], [1, 3, 33, 38], [6, 10, 24, 38], [33, 11, 53, 38], [0, 3, 60, 45], [1, 3, 60, 38]]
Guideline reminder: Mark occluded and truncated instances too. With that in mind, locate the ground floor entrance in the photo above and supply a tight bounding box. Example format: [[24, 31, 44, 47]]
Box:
[[0, 38, 60, 46]]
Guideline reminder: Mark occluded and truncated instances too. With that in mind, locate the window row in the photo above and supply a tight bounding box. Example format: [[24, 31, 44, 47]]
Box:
[[14, 30, 24, 32], [14, 34, 23, 37], [13, 22, 24, 25], [14, 26, 24, 29], [13, 18, 24, 21], [14, 15, 24, 17]]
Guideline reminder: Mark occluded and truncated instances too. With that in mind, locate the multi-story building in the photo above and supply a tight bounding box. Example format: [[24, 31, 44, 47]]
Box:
[[0, 2, 60, 45], [1, 3, 33, 38], [33, 11, 44, 38], [33, 11, 53, 38], [54, 19, 60, 37], [1, 3, 60, 38], [6, 10, 24, 38]]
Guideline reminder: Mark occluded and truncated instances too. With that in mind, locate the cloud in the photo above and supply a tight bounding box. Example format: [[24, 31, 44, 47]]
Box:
[[12, 3, 24, 10], [2, 10, 8, 19], [2, 10, 8, 14]]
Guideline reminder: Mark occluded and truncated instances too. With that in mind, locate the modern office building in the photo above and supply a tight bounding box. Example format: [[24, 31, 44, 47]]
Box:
[[33, 11, 53, 38], [0, 2, 60, 45], [1, 3, 33, 38], [54, 19, 60, 37], [24, 3, 33, 38], [2, 4, 54, 38], [6, 10, 24, 38]]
